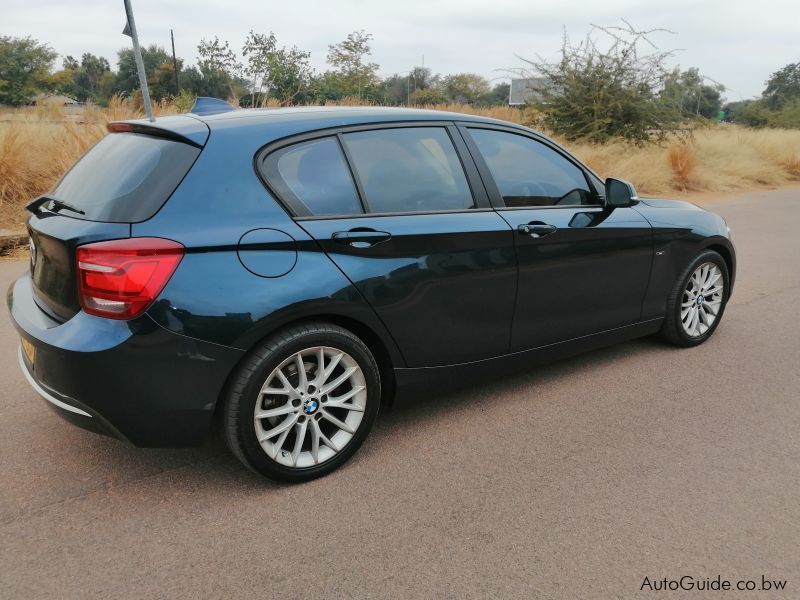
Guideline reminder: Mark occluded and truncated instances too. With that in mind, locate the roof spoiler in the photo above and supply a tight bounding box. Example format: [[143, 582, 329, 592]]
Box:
[[190, 96, 239, 116], [106, 121, 206, 148]]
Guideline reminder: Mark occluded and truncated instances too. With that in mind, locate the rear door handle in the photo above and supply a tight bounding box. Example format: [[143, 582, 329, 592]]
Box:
[[517, 222, 557, 238], [332, 228, 392, 248]]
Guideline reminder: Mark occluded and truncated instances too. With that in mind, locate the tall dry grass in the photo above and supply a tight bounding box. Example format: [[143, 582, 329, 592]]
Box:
[[2, 99, 799, 230]]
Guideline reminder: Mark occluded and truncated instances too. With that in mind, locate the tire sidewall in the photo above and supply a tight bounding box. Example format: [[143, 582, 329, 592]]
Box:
[[234, 328, 380, 482]]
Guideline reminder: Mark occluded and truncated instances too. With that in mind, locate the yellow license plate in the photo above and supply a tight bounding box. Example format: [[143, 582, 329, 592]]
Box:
[[21, 338, 36, 365]]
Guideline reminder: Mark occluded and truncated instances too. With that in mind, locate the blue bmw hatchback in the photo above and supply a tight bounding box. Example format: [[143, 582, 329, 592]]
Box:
[[8, 107, 735, 481]]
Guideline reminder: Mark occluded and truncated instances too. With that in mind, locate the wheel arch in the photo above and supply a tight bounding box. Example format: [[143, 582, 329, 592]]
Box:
[[214, 313, 399, 418], [702, 239, 736, 295]]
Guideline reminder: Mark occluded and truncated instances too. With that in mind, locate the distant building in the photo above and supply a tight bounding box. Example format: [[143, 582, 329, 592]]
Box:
[[509, 77, 553, 106]]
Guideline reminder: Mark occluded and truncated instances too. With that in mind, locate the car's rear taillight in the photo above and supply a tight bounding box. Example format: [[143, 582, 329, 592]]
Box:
[[76, 238, 184, 320]]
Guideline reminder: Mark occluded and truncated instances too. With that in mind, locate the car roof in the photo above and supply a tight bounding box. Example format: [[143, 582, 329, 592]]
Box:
[[192, 105, 516, 129], [125, 106, 534, 149], [124, 106, 529, 148]]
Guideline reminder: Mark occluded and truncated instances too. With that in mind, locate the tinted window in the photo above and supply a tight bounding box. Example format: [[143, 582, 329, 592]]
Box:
[[264, 137, 363, 217], [469, 129, 595, 207], [53, 133, 200, 222], [343, 128, 474, 214]]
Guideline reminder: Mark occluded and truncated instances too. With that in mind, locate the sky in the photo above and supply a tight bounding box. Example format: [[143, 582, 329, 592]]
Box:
[[3, 0, 797, 100]]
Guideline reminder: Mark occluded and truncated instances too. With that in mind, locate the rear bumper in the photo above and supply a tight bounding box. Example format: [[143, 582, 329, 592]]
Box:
[[8, 272, 245, 447], [17, 345, 131, 440]]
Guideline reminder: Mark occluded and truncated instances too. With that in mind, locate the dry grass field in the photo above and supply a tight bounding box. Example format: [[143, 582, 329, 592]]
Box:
[[1, 99, 799, 231]]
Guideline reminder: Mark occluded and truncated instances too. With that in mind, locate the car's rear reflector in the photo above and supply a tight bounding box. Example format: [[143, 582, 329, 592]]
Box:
[[76, 238, 184, 320], [106, 122, 136, 133]]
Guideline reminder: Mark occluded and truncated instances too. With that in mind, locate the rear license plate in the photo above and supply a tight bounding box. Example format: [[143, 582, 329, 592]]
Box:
[[21, 338, 36, 365]]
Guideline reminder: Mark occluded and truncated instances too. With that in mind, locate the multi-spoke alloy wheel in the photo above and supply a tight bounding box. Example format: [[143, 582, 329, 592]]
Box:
[[255, 347, 367, 468], [224, 322, 380, 482], [680, 262, 724, 337], [659, 250, 729, 347]]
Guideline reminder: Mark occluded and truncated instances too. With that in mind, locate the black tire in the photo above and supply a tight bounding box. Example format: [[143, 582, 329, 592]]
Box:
[[659, 249, 730, 347], [223, 322, 381, 482]]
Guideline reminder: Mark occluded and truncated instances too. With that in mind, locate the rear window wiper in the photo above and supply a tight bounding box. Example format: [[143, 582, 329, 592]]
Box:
[[26, 195, 85, 216]]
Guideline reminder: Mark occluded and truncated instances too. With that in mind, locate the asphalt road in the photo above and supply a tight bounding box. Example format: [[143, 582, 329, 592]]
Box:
[[2, 188, 799, 599]]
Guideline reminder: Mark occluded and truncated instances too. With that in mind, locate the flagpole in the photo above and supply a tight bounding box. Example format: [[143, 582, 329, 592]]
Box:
[[123, 0, 154, 122]]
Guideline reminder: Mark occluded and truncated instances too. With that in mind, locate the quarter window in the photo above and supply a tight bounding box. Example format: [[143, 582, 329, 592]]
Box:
[[342, 127, 475, 214], [263, 137, 363, 217], [468, 129, 595, 207]]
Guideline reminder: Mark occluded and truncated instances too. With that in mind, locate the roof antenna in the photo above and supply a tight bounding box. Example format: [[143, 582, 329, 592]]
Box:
[[122, 0, 155, 122]]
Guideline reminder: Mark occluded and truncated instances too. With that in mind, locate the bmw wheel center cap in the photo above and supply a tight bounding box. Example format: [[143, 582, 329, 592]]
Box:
[[303, 399, 319, 414]]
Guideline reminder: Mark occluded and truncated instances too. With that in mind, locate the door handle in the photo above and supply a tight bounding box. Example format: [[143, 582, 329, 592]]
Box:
[[332, 228, 392, 248], [517, 222, 557, 238]]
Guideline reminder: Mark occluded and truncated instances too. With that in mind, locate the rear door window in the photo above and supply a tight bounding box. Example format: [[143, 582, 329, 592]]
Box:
[[53, 132, 200, 222], [342, 127, 475, 214], [262, 137, 363, 217]]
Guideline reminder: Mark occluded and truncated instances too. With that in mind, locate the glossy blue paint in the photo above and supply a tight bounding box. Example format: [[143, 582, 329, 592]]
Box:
[[497, 205, 654, 351], [8, 273, 243, 446], [633, 198, 735, 319], [237, 228, 298, 278], [298, 211, 517, 367]]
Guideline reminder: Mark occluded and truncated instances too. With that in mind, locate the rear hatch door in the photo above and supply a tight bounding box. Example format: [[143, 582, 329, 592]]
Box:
[[27, 119, 206, 321]]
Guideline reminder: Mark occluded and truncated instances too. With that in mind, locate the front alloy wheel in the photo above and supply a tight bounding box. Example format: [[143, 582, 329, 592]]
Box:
[[224, 322, 381, 482], [659, 249, 730, 347], [680, 262, 724, 338]]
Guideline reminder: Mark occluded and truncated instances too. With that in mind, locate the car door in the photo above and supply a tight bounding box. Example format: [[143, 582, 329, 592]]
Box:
[[259, 124, 517, 368], [461, 125, 653, 352]]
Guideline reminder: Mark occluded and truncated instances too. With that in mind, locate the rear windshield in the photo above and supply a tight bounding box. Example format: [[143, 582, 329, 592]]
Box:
[[52, 132, 200, 223]]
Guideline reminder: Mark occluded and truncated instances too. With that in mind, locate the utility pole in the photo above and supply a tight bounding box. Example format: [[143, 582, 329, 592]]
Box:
[[122, 0, 154, 121], [170, 29, 180, 96]]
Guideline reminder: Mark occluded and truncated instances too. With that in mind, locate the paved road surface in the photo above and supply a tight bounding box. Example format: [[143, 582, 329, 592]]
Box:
[[1, 188, 799, 599]]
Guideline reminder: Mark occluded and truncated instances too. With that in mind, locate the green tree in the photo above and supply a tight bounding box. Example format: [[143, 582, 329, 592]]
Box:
[[312, 71, 348, 102], [196, 36, 243, 100], [98, 71, 117, 105], [763, 62, 800, 109], [325, 30, 380, 100], [179, 65, 206, 96], [47, 68, 77, 97], [115, 45, 171, 98], [662, 67, 724, 119], [723, 100, 771, 127], [768, 99, 800, 128], [409, 66, 437, 91], [441, 73, 490, 104], [62, 55, 79, 71], [0, 36, 57, 105], [74, 53, 111, 102], [242, 31, 314, 106], [380, 73, 410, 104], [173, 88, 196, 112], [48, 53, 112, 103], [379, 67, 438, 105], [519, 23, 683, 143], [412, 86, 448, 105], [477, 82, 511, 106]]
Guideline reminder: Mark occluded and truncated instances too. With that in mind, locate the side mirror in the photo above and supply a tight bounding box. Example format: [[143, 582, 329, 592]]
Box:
[[604, 178, 639, 208]]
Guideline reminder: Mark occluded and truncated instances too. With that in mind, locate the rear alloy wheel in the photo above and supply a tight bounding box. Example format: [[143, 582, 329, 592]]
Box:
[[659, 250, 730, 347], [224, 323, 380, 482]]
